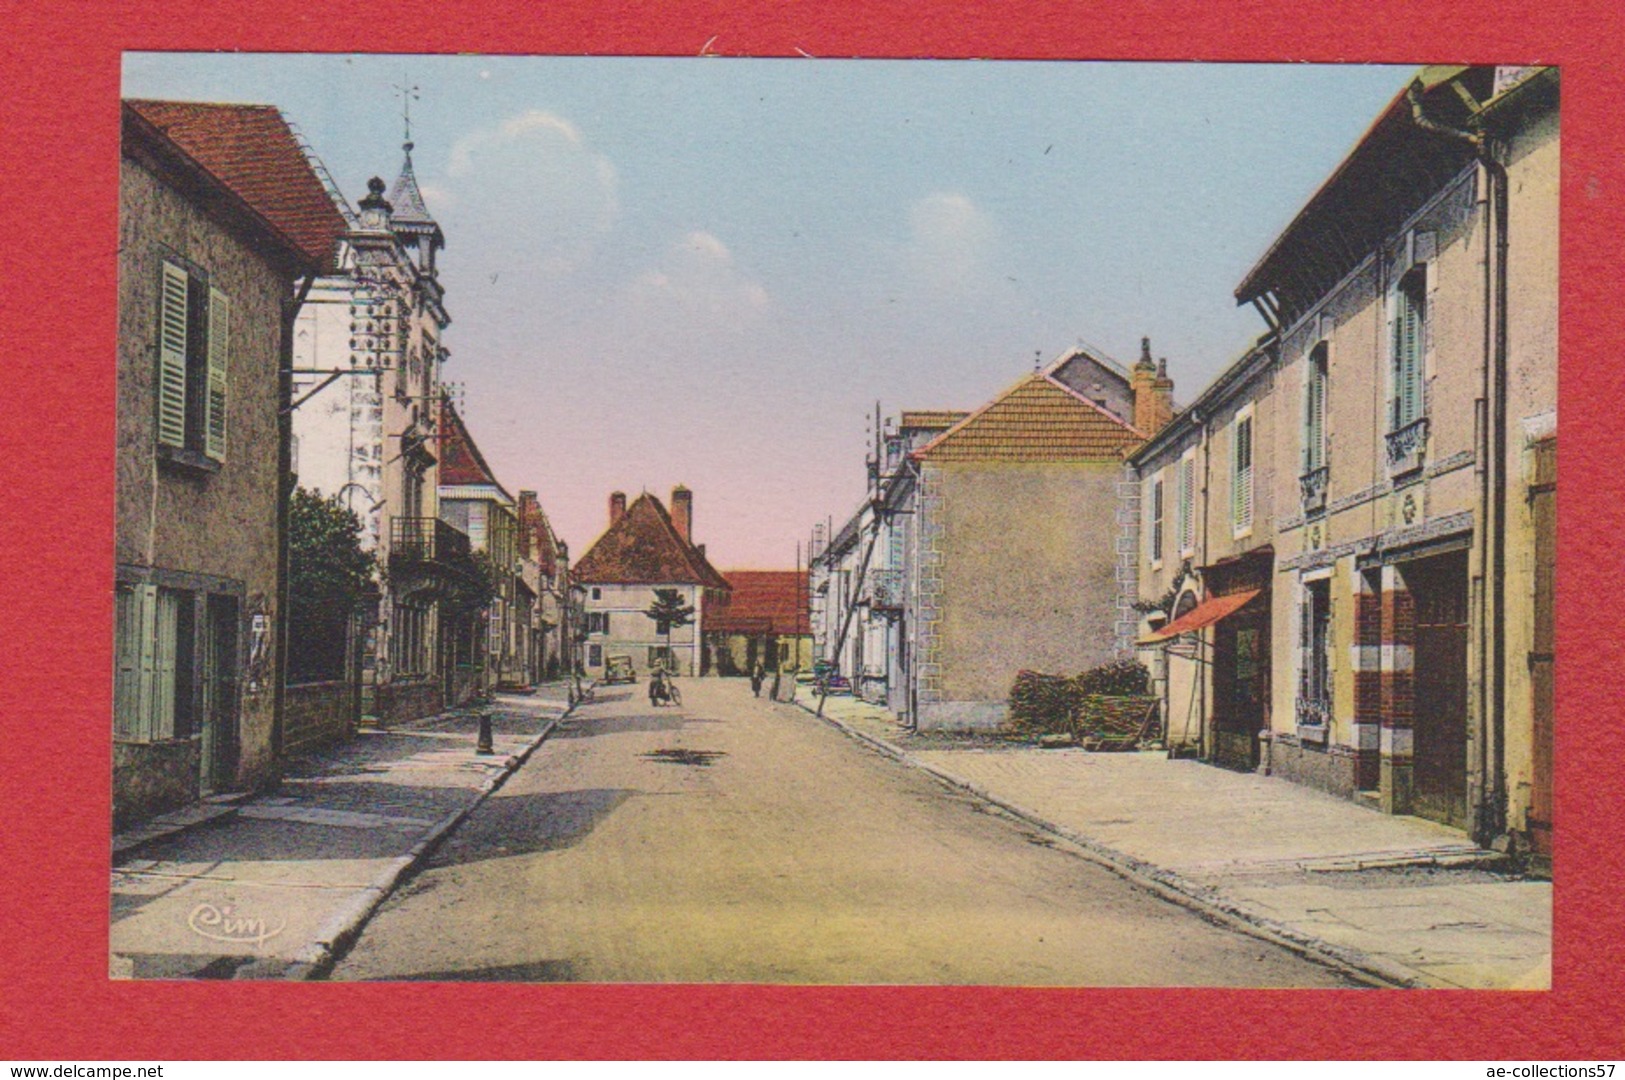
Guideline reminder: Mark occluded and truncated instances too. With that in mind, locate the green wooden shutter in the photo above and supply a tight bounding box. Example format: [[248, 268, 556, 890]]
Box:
[[157, 262, 190, 448], [152, 589, 180, 740], [114, 586, 148, 740], [206, 287, 230, 461], [134, 583, 161, 741], [1398, 285, 1421, 426]]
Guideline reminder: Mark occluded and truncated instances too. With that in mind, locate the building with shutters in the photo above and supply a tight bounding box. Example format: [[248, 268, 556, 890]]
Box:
[[290, 142, 454, 724], [573, 488, 730, 679], [436, 399, 525, 697], [1130, 339, 1279, 769], [1132, 66, 1557, 857], [115, 100, 345, 826]]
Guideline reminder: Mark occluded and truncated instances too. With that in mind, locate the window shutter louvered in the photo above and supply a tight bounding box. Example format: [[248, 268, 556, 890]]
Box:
[[157, 263, 190, 449], [133, 584, 161, 741], [1299, 591, 1312, 700], [206, 287, 230, 461], [1233, 417, 1253, 532], [153, 589, 180, 740], [114, 586, 147, 740]]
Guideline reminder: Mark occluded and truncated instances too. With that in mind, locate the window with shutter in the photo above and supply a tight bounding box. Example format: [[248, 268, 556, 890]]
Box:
[[1233, 414, 1254, 534], [157, 262, 190, 449], [1178, 455, 1196, 555], [1148, 475, 1164, 564], [1392, 271, 1426, 430], [1305, 345, 1328, 473], [114, 585, 153, 741], [205, 288, 230, 461]]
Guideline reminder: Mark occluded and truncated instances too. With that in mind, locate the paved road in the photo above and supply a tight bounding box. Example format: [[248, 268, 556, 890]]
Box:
[[330, 679, 1359, 986]]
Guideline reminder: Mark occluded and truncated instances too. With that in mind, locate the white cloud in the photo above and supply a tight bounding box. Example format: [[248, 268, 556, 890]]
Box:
[[625, 229, 770, 326], [436, 108, 619, 276], [903, 191, 998, 291]]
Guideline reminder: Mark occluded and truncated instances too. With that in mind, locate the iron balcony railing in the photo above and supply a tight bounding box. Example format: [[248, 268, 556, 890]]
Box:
[[389, 516, 471, 564], [1385, 416, 1429, 474], [1299, 466, 1329, 515]]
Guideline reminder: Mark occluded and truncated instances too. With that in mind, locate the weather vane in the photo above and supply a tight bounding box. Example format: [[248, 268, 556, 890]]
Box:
[[393, 81, 421, 147]]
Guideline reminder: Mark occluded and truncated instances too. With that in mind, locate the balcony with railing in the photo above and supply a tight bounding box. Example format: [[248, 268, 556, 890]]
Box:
[[389, 516, 472, 565], [1299, 466, 1329, 515], [1385, 416, 1429, 477]]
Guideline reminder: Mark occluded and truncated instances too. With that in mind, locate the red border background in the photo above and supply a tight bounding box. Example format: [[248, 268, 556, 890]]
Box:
[[2, 0, 1621, 1060]]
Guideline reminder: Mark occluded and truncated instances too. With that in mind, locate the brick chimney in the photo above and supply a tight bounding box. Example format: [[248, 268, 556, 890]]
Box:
[[517, 490, 538, 558], [1132, 337, 1174, 437], [671, 485, 693, 543], [609, 491, 627, 526]]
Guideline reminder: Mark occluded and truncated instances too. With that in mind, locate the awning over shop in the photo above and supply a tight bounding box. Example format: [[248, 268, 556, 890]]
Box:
[[1137, 589, 1261, 645]]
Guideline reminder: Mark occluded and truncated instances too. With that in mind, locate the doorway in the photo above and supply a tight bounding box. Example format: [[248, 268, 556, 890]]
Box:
[[200, 595, 240, 794], [1407, 550, 1470, 829], [1212, 596, 1268, 771]]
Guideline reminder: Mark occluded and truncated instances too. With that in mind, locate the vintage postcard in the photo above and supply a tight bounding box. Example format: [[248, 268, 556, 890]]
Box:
[[104, 53, 1558, 997]]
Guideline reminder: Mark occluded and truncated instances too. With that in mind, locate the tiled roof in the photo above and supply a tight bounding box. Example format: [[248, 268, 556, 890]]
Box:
[[438, 399, 508, 494], [388, 145, 442, 239], [518, 496, 560, 577], [913, 373, 1144, 463], [707, 570, 811, 636], [123, 99, 346, 272], [574, 493, 730, 588], [899, 410, 969, 431]]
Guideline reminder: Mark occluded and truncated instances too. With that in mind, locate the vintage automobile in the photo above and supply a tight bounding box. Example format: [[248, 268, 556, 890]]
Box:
[[603, 654, 637, 685]]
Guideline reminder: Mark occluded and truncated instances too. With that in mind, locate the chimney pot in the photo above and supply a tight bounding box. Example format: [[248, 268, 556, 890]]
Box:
[[609, 491, 627, 526]]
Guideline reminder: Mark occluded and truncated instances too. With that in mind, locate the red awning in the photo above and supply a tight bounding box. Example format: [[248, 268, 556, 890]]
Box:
[[1137, 589, 1261, 645]]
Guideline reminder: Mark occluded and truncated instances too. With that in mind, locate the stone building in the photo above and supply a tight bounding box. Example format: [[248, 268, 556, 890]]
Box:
[[573, 489, 729, 679], [905, 367, 1151, 730], [290, 142, 452, 724], [1135, 66, 1557, 855], [705, 570, 813, 677], [115, 100, 345, 825]]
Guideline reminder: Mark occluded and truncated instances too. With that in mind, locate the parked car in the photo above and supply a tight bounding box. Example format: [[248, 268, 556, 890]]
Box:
[[604, 654, 637, 684]]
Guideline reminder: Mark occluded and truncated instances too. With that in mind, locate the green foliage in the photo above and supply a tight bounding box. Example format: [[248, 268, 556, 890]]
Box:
[[441, 549, 499, 615], [287, 487, 376, 683], [645, 588, 696, 636]]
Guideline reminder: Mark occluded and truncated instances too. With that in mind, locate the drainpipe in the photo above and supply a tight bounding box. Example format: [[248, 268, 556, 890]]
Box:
[[1407, 78, 1509, 845]]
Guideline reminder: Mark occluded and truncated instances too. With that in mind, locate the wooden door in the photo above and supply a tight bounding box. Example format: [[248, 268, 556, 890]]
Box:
[[1410, 552, 1469, 829], [201, 595, 239, 793]]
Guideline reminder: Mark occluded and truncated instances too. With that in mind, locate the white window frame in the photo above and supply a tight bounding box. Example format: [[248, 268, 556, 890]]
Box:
[[1232, 404, 1255, 540]]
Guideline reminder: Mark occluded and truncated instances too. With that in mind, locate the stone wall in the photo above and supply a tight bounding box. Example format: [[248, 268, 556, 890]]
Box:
[[113, 740, 199, 831], [375, 678, 443, 725], [283, 680, 357, 756]]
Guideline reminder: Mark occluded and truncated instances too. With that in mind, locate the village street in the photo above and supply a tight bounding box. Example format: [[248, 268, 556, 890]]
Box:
[[328, 679, 1358, 986]]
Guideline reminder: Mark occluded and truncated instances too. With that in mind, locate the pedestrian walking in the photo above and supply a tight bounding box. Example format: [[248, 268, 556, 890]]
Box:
[[750, 663, 765, 698]]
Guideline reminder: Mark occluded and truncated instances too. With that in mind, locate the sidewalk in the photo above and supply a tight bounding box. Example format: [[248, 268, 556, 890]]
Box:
[[110, 685, 576, 980], [800, 691, 1552, 989]]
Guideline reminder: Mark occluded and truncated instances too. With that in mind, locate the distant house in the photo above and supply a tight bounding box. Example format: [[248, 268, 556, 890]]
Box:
[[116, 99, 345, 825], [706, 570, 813, 676], [573, 488, 729, 678], [517, 490, 572, 683]]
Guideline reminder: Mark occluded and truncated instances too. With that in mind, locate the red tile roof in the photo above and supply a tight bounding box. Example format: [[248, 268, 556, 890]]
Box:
[[123, 99, 346, 272], [574, 493, 730, 589], [437, 399, 508, 494], [912, 373, 1144, 463], [517, 494, 560, 577], [899, 410, 969, 431], [707, 570, 811, 636]]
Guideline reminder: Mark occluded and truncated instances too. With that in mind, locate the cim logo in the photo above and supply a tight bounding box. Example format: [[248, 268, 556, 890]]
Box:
[[186, 902, 286, 950]]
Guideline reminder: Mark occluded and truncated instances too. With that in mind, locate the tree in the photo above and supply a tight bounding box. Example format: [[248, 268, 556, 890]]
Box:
[[287, 487, 377, 683], [644, 588, 695, 673]]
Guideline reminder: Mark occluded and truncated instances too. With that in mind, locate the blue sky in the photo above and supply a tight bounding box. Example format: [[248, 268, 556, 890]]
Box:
[[124, 54, 1408, 568]]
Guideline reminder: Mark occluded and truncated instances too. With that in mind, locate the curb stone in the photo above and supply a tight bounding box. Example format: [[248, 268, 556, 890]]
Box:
[[291, 712, 566, 980], [795, 698, 1423, 990]]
